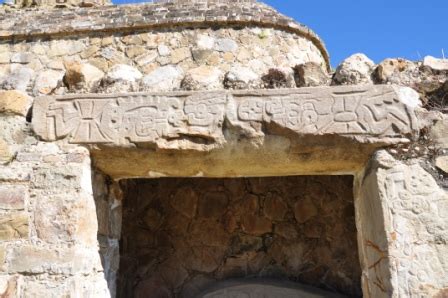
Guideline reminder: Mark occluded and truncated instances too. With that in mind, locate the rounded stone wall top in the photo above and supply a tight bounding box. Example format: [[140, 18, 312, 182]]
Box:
[[0, 0, 330, 70]]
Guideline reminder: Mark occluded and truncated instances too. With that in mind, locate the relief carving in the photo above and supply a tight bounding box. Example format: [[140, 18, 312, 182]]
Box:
[[33, 86, 419, 148]]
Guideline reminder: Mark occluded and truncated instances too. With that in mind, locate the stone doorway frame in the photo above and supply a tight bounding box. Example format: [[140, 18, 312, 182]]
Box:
[[32, 85, 446, 297]]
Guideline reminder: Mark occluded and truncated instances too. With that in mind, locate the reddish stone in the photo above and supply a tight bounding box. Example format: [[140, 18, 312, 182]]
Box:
[[275, 223, 298, 240], [263, 195, 288, 221], [294, 197, 318, 223], [304, 223, 322, 239], [241, 215, 272, 236], [197, 192, 228, 218], [0, 186, 26, 210], [135, 277, 172, 298], [170, 186, 198, 219]]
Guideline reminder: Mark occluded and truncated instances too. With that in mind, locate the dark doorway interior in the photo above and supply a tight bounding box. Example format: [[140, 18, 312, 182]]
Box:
[[117, 176, 361, 297]]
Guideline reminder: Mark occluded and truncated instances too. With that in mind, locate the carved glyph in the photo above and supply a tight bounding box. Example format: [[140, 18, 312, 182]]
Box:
[[33, 86, 419, 148]]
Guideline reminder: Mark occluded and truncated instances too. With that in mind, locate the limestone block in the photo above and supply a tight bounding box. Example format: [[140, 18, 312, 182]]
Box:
[[157, 44, 171, 56], [20, 274, 110, 298], [224, 66, 260, 89], [0, 66, 34, 91], [356, 151, 448, 297], [182, 66, 223, 90], [10, 52, 33, 64], [64, 61, 104, 92], [0, 90, 32, 116], [0, 139, 12, 165], [374, 58, 417, 84], [423, 56, 448, 71], [0, 185, 26, 210], [294, 62, 330, 87], [435, 156, 448, 174], [34, 193, 98, 246], [105, 64, 142, 83], [333, 53, 375, 85], [0, 212, 28, 240], [196, 34, 215, 50], [214, 38, 238, 53], [48, 40, 85, 57], [430, 118, 448, 149], [170, 47, 191, 64], [141, 65, 184, 92], [33, 70, 64, 96], [7, 245, 102, 274], [0, 246, 5, 269], [33, 85, 419, 150]]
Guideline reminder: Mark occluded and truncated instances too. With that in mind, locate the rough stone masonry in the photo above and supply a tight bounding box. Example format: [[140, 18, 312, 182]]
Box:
[[0, 0, 447, 297]]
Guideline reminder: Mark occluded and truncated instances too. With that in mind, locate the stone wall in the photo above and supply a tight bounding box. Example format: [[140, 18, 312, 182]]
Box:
[[0, 115, 109, 296], [0, 27, 324, 96], [118, 176, 361, 298]]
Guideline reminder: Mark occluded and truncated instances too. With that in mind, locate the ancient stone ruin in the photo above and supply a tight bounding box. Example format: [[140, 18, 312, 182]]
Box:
[[0, 0, 447, 297]]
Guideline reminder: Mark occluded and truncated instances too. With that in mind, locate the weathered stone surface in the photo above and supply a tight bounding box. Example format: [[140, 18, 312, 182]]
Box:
[[294, 197, 318, 223], [64, 61, 104, 92], [0, 185, 26, 210], [374, 58, 416, 83], [182, 66, 223, 90], [141, 65, 183, 92], [0, 1, 330, 71], [33, 70, 64, 96], [214, 38, 238, 53], [294, 62, 330, 87], [0, 67, 34, 91], [0, 212, 28, 240], [435, 156, 448, 174], [33, 86, 419, 150], [333, 53, 375, 85], [261, 68, 295, 89], [0, 90, 32, 116], [224, 66, 260, 89], [0, 139, 12, 165], [8, 245, 102, 274], [355, 151, 448, 297], [423, 56, 448, 71], [105, 64, 142, 84], [120, 176, 361, 297]]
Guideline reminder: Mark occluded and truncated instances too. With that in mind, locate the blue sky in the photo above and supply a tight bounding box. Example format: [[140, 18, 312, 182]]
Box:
[[261, 0, 448, 67]]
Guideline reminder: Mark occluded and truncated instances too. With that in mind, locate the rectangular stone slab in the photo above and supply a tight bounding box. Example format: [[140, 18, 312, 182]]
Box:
[[32, 85, 419, 149]]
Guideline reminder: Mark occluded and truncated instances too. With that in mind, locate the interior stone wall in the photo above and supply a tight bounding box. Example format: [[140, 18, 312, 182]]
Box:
[[118, 176, 362, 298]]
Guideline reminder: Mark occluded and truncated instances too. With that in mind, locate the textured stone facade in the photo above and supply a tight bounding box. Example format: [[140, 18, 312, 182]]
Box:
[[118, 176, 361, 297], [0, 0, 447, 297]]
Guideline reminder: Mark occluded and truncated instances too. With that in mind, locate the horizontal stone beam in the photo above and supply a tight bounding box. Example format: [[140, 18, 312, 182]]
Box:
[[33, 85, 419, 151]]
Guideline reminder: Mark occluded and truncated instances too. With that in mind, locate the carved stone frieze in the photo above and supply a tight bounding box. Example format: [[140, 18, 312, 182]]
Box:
[[33, 86, 419, 150]]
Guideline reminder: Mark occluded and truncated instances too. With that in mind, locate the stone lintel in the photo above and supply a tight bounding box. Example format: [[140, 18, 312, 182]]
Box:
[[32, 85, 420, 178]]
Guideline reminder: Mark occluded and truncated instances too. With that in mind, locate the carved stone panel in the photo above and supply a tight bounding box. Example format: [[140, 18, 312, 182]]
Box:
[[33, 86, 419, 150]]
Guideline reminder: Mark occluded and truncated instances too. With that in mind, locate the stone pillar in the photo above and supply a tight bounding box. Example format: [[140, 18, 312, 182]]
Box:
[[355, 150, 448, 297], [0, 91, 109, 297]]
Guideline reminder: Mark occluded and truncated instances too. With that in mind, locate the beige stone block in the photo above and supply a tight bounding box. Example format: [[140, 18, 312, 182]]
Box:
[[0, 52, 10, 64], [0, 212, 28, 240], [0, 139, 12, 165], [0, 90, 32, 116], [171, 47, 191, 64], [8, 245, 102, 274], [0, 246, 5, 268], [436, 156, 448, 174], [80, 45, 100, 59], [125, 45, 146, 58], [0, 185, 26, 210]]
